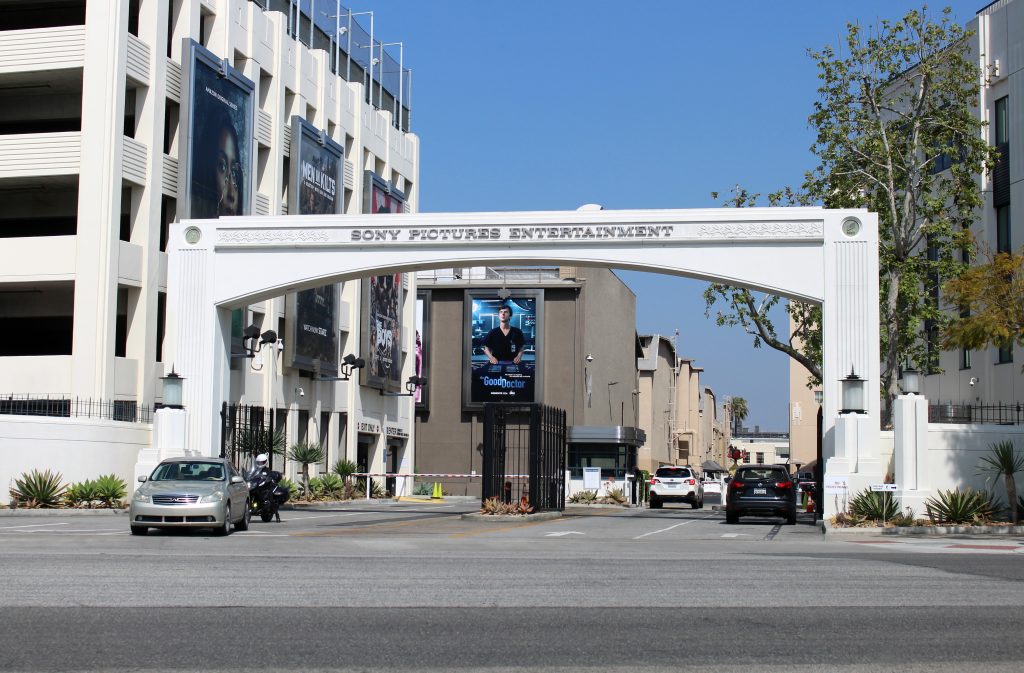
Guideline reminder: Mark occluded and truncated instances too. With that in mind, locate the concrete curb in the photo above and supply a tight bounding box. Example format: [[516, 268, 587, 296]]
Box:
[[0, 508, 126, 516], [461, 511, 563, 522], [820, 520, 1024, 536]]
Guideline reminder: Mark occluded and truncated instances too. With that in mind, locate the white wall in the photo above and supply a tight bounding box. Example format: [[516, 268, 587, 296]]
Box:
[[923, 424, 1024, 498], [1, 417, 150, 501]]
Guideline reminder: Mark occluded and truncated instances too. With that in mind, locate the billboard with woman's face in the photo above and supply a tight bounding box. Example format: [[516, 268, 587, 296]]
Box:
[[463, 291, 543, 408], [287, 117, 344, 375], [181, 40, 254, 219], [361, 173, 406, 391]]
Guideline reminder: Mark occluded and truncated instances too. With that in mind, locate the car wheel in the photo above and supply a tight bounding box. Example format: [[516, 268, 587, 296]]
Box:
[[786, 509, 797, 525], [726, 511, 738, 524], [215, 504, 232, 536], [130, 525, 147, 536], [235, 502, 251, 531]]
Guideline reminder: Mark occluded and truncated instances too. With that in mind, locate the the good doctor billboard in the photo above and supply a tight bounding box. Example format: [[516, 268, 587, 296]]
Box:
[[464, 291, 542, 408]]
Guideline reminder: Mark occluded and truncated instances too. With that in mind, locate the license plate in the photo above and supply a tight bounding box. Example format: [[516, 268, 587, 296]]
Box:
[[754, 488, 767, 495]]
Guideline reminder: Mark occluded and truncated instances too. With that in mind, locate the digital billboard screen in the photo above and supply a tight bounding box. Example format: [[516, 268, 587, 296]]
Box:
[[464, 292, 542, 407]]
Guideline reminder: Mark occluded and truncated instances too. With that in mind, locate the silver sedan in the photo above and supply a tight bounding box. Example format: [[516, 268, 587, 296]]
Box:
[[129, 457, 250, 535]]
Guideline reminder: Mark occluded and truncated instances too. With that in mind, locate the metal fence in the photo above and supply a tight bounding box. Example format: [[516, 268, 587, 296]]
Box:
[[220, 403, 281, 472], [482, 403, 566, 512], [929, 402, 1024, 426], [0, 395, 152, 423]]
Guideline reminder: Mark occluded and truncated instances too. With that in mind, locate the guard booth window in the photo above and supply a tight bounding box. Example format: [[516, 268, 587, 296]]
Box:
[[568, 443, 630, 480]]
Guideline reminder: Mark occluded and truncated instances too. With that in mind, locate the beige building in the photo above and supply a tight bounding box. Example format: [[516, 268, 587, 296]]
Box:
[[0, 0, 419, 489], [636, 334, 677, 472], [414, 266, 644, 496]]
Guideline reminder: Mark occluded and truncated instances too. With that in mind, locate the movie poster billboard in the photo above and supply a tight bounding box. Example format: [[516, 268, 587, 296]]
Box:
[[287, 117, 344, 375], [180, 40, 254, 220], [463, 291, 543, 408], [414, 291, 431, 409], [361, 172, 406, 391]]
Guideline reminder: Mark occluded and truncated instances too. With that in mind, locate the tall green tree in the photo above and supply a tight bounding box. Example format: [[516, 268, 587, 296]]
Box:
[[708, 7, 997, 424], [942, 249, 1024, 364], [728, 396, 749, 435]]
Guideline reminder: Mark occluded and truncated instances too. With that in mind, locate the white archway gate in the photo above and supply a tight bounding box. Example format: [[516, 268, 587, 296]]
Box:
[[160, 207, 882, 517]]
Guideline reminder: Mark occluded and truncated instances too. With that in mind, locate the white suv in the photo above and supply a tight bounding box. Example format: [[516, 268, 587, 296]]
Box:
[[649, 466, 703, 509]]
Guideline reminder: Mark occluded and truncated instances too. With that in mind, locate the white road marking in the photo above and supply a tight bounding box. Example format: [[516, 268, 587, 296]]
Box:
[[285, 512, 362, 521], [545, 531, 584, 537], [633, 514, 716, 540], [0, 522, 69, 530]]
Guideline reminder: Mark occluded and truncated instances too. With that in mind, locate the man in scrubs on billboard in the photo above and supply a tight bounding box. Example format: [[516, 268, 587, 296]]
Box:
[[483, 305, 524, 365]]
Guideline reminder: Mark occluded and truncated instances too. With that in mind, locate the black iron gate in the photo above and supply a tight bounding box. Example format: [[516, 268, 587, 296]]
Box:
[[220, 402, 279, 472], [482, 403, 566, 512]]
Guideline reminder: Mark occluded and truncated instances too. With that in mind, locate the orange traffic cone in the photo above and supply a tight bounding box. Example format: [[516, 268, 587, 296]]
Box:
[[806, 494, 815, 513]]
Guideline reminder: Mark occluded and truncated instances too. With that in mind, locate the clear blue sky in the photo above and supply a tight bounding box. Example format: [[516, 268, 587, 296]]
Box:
[[362, 0, 983, 430]]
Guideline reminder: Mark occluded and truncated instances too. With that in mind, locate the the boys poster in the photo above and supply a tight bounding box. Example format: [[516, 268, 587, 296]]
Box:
[[361, 172, 406, 391], [464, 292, 541, 407]]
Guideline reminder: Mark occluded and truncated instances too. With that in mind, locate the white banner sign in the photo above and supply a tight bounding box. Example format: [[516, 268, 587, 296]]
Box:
[[583, 467, 601, 490], [869, 483, 898, 492]]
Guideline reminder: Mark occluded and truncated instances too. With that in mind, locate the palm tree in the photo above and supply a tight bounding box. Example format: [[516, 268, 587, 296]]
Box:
[[978, 440, 1024, 525], [729, 397, 749, 435], [287, 440, 325, 500]]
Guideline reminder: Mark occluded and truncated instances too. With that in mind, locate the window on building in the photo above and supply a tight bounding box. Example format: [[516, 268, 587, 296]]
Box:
[[997, 205, 1011, 254], [128, 0, 141, 37], [156, 291, 166, 362], [755, 452, 764, 464], [995, 96, 1008, 145], [960, 348, 971, 370], [998, 344, 1013, 365]]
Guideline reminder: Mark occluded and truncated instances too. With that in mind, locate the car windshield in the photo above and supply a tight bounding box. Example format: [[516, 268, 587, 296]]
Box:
[[736, 468, 787, 481], [655, 467, 690, 478], [150, 462, 226, 481]]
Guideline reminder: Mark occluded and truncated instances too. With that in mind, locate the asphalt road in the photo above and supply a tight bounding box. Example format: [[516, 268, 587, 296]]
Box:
[[2, 499, 1023, 672]]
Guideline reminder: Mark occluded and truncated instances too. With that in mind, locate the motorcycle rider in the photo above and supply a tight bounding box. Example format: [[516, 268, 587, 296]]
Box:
[[249, 453, 283, 522]]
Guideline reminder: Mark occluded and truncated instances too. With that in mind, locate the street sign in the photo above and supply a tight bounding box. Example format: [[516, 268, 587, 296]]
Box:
[[869, 484, 898, 492]]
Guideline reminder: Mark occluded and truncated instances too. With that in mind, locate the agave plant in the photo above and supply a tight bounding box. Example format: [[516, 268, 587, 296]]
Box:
[[287, 441, 326, 500], [94, 474, 127, 508], [10, 469, 66, 508], [568, 490, 598, 504], [977, 440, 1024, 525], [64, 480, 99, 508], [310, 473, 344, 500], [924, 488, 999, 525], [602, 488, 628, 505], [849, 489, 900, 523]]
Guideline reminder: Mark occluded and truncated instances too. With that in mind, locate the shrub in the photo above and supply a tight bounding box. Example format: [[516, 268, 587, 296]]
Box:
[[889, 508, 921, 527], [309, 474, 345, 500], [849, 489, 900, 522], [94, 474, 127, 508], [601, 488, 628, 505], [331, 458, 358, 483], [924, 488, 999, 525], [10, 469, 66, 508], [354, 477, 386, 498], [64, 480, 99, 508], [413, 481, 432, 496], [279, 477, 299, 501], [479, 496, 533, 515], [568, 490, 598, 504], [977, 440, 1024, 525], [287, 441, 326, 499]]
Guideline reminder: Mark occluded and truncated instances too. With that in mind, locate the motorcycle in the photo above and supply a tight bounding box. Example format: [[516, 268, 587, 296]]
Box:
[[246, 465, 290, 522]]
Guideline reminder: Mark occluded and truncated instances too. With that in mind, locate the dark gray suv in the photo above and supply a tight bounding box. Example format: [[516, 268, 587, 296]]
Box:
[[725, 464, 796, 525]]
